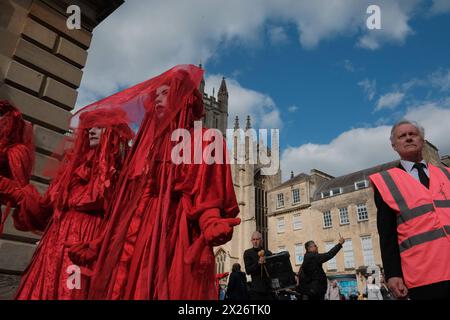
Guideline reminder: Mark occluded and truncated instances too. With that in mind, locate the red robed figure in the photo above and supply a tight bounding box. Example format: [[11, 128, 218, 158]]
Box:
[[0, 100, 34, 234], [10, 107, 133, 299], [74, 65, 240, 300]]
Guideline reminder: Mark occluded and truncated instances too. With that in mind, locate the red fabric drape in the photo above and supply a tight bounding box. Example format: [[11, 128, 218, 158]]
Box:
[[83, 65, 240, 300]]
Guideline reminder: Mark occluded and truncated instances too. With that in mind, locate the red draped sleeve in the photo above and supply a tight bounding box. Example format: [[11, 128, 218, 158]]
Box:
[[12, 184, 52, 232], [184, 128, 239, 221], [6, 144, 33, 187]]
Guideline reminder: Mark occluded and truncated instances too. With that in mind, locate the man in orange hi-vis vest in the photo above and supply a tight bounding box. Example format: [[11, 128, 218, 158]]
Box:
[[369, 120, 450, 300]]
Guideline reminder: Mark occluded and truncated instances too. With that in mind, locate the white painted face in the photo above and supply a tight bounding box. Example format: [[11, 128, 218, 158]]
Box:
[[154, 84, 170, 119], [88, 127, 104, 147]]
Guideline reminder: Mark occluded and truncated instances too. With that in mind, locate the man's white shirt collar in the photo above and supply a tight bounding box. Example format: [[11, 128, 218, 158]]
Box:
[[400, 159, 427, 173], [400, 159, 429, 180]]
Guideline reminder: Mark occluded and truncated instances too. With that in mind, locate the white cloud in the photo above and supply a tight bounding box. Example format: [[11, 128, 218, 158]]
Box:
[[77, 0, 426, 110], [358, 78, 377, 100], [288, 105, 299, 113], [268, 26, 289, 45], [343, 60, 356, 72], [375, 92, 405, 111], [430, 0, 450, 15], [281, 102, 450, 180], [282, 125, 395, 180], [205, 75, 282, 129], [76, 0, 269, 109], [369, 68, 450, 114], [273, 0, 419, 50], [430, 69, 450, 91]]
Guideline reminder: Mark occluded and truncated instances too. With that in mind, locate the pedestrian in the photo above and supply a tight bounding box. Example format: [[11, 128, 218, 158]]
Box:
[[370, 120, 450, 300], [325, 280, 341, 300], [0, 100, 34, 235], [10, 107, 133, 299], [297, 235, 345, 300], [226, 263, 249, 300], [243, 231, 273, 300], [364, 276, 383, 300], [87, 65, 240, 300]]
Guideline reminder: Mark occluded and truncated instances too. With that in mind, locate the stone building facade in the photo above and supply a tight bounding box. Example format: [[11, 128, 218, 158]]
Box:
[[0, 0, 123, 299]]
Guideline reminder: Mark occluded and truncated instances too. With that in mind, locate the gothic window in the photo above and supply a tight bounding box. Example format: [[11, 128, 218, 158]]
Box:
[[215, 250, 227, 274]]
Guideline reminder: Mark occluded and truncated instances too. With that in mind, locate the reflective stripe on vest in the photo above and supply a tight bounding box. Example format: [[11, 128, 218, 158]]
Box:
[[445, 225, 450, 234], [398, 227, 449, 253], [379, 171, 434, 225], [439, 167, 450, 180], [378, 169, 450, 253], [434, 200, 450, 208]]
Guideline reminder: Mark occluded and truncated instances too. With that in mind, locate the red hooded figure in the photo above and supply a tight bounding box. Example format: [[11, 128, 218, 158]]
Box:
[[10, 107, 134, 300], [82, 64, 240, 300], [0, 99, 34, 234]]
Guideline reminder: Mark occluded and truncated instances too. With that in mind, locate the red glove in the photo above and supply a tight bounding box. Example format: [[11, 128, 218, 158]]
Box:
[[0, 176, 24, 205], [199, 209, 241, 246], [66, 237, 103, 268]]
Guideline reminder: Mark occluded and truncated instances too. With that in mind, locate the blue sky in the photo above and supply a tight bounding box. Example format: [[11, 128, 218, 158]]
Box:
[[77, 0, 450, 180], [205, 11, 450, 147]]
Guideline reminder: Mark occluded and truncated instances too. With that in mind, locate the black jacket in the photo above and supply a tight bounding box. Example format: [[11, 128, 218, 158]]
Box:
[[226, 271, 249, 300], [243, 247, 273, 293], [298, 244, 342, 297]]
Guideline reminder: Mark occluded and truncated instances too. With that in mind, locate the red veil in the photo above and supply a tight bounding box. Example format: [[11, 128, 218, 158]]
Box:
[[79, 65, 240, 299], [11, 106, 134, 234], [50, 107, 135, 212]]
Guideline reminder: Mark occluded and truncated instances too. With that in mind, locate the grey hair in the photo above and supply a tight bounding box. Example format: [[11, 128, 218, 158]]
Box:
[[251, 231, 262, 240], [390, 120, 425, 143]]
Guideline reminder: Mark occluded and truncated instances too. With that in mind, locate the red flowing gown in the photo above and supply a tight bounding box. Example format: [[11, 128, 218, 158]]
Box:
[[13, 149, 110, 299], [89, 128, 239, 300]]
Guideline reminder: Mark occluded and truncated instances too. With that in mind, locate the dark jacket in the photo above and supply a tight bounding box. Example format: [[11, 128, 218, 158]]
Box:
[[298, 244, 342, 298], [226, 271, 249, 300], [243, 247, 273, 293]]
